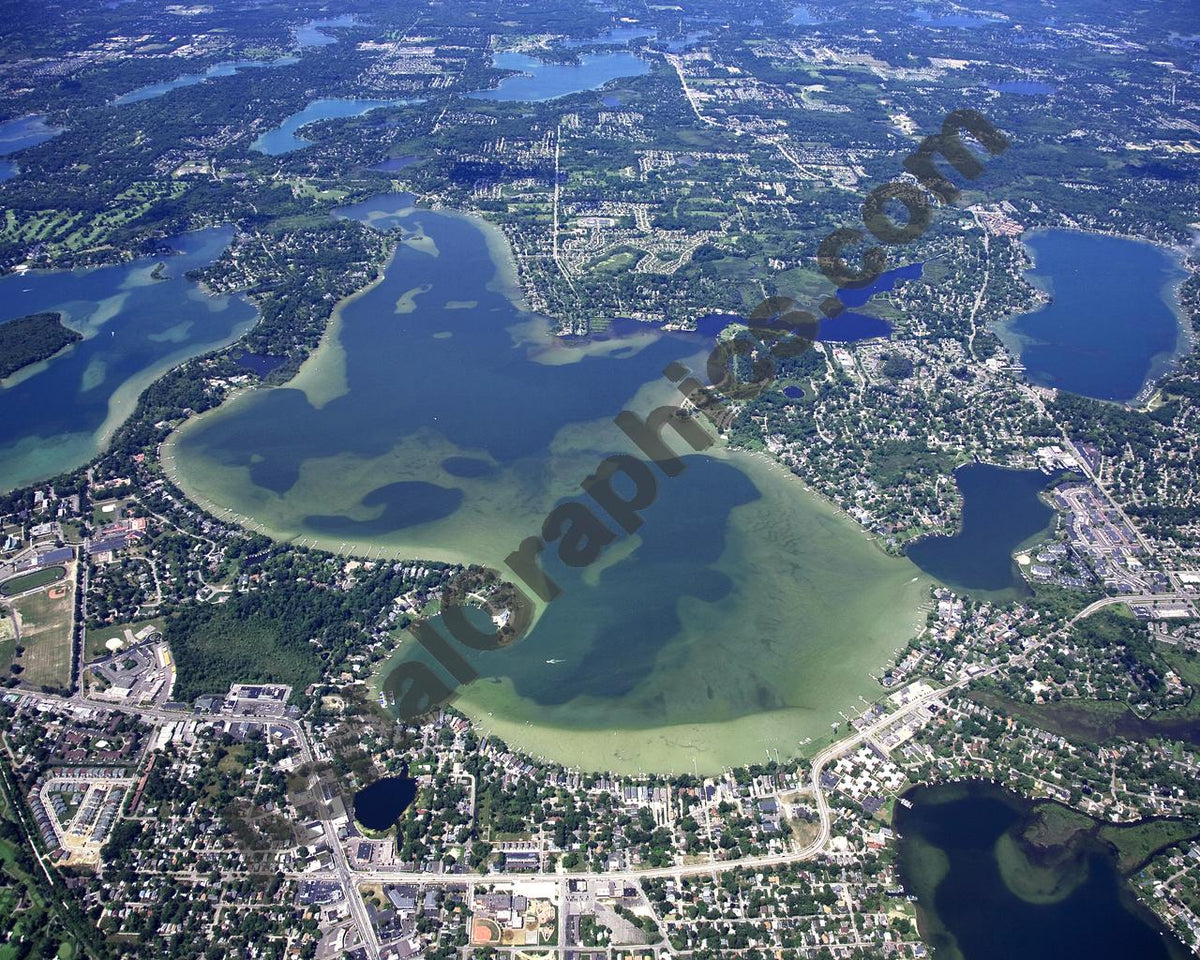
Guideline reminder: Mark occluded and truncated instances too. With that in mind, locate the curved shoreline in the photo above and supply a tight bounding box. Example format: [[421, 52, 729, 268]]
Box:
[[996, 226, 1194, 408], [160, 194, 930, 773]]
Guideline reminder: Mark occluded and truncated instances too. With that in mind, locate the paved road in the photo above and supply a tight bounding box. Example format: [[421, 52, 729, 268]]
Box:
[[303, 677, 973, 891], [6, 597, 1114, 948], [1074, 592, 1196, 621]]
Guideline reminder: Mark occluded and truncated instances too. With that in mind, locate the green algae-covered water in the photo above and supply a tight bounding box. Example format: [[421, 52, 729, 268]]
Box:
[[166, 195, 929, 772]]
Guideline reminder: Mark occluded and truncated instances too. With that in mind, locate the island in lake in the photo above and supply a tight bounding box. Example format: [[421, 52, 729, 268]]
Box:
[[0, 311, 81, 380]]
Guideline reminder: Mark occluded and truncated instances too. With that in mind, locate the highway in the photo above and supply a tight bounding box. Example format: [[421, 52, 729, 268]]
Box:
[[1073, 592, 1197, 621]]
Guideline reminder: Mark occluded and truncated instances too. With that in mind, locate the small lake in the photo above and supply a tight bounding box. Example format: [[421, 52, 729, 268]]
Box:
[[253, 99, 413, 155], [0, 115, 65, 181], [996, 230, 1187, 402], [294, 15, 359, 48], [470, 51, 650, 102], [0, 227, 255, 491], [819, 262, 924, 342], [236, 353, 288, 377], [789, 5, 822, 25], [372, 155, 419, 173], [353, 774, 417, 831], [906, 464, 1056, 599], [659, 31, 710, 52], [908, 8, 1003, 27], [113, 57, 299, 106], [895, 782, 1189, 960]]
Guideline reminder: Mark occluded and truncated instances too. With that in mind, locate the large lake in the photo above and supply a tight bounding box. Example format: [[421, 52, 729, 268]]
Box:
[[470, 51, 650, 102], [996, 230, 1187, 403], [0, 228, 255, 490], [166, 194, 929, 773], [896, 782, 1189, 960]]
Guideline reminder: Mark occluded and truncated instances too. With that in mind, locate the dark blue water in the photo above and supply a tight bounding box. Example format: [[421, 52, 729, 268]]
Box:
[[1002, 230, 1185, 402], [113, 57, 299, 105], [353, 774, 417, 831], [818, 262, 925, 342], [470, 51, 650, 102], [0, 228, 255, 490], [820, 312, 893, 342], [253, 99, 414, 155], [0, 115, 65, 181], [896, 782, 1187, 960], [294, 15, 358, 48], [906, 464, 1056, 598], [789, 5, 821, 25], [783, 385, 805, 399], [836, 262, 924, 309], [372, 155, 419, 173]]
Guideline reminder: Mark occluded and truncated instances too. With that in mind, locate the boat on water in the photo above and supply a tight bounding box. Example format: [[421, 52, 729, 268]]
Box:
[[546, 658, 563, 664]]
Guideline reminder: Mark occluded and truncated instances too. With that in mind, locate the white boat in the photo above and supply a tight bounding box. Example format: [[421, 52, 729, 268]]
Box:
[[545, 658, 563, 665]]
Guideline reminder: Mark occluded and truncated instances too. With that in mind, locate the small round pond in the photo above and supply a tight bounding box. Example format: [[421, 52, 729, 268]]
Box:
[[353, 775, 417, 831]]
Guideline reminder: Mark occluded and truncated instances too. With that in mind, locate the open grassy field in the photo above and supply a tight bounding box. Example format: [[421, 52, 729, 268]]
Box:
[[0, 565, 66, 597], [0, 181, 188, 256], [92, 498, 131, 528], [11, 580, 73, 690], [0, 608, 14, 677]]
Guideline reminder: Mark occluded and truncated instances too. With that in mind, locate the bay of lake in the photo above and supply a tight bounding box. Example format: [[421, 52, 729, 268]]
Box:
[[0, 115, 65, 181], [906, 464, 1057, 601], [166, 194, 930, 773], [253, 99, 414, 155], [896, 782, 1189, 960], [0, 228, 255, 491], [470, 51, 650, 102]]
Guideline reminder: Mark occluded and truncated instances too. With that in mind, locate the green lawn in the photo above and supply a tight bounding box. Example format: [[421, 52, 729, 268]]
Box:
[[10, 584, 73, 690], [0, 565, 66, 597], [92, 498, 131, 528]]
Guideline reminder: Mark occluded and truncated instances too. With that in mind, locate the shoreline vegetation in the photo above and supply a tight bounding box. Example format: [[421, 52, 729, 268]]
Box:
[[6, 184, 1195, 776], [162, 194, 930, 771], [0, 311, 81, 380], [896, 780, 1196, 960], [997, 227, 1192, 408]]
